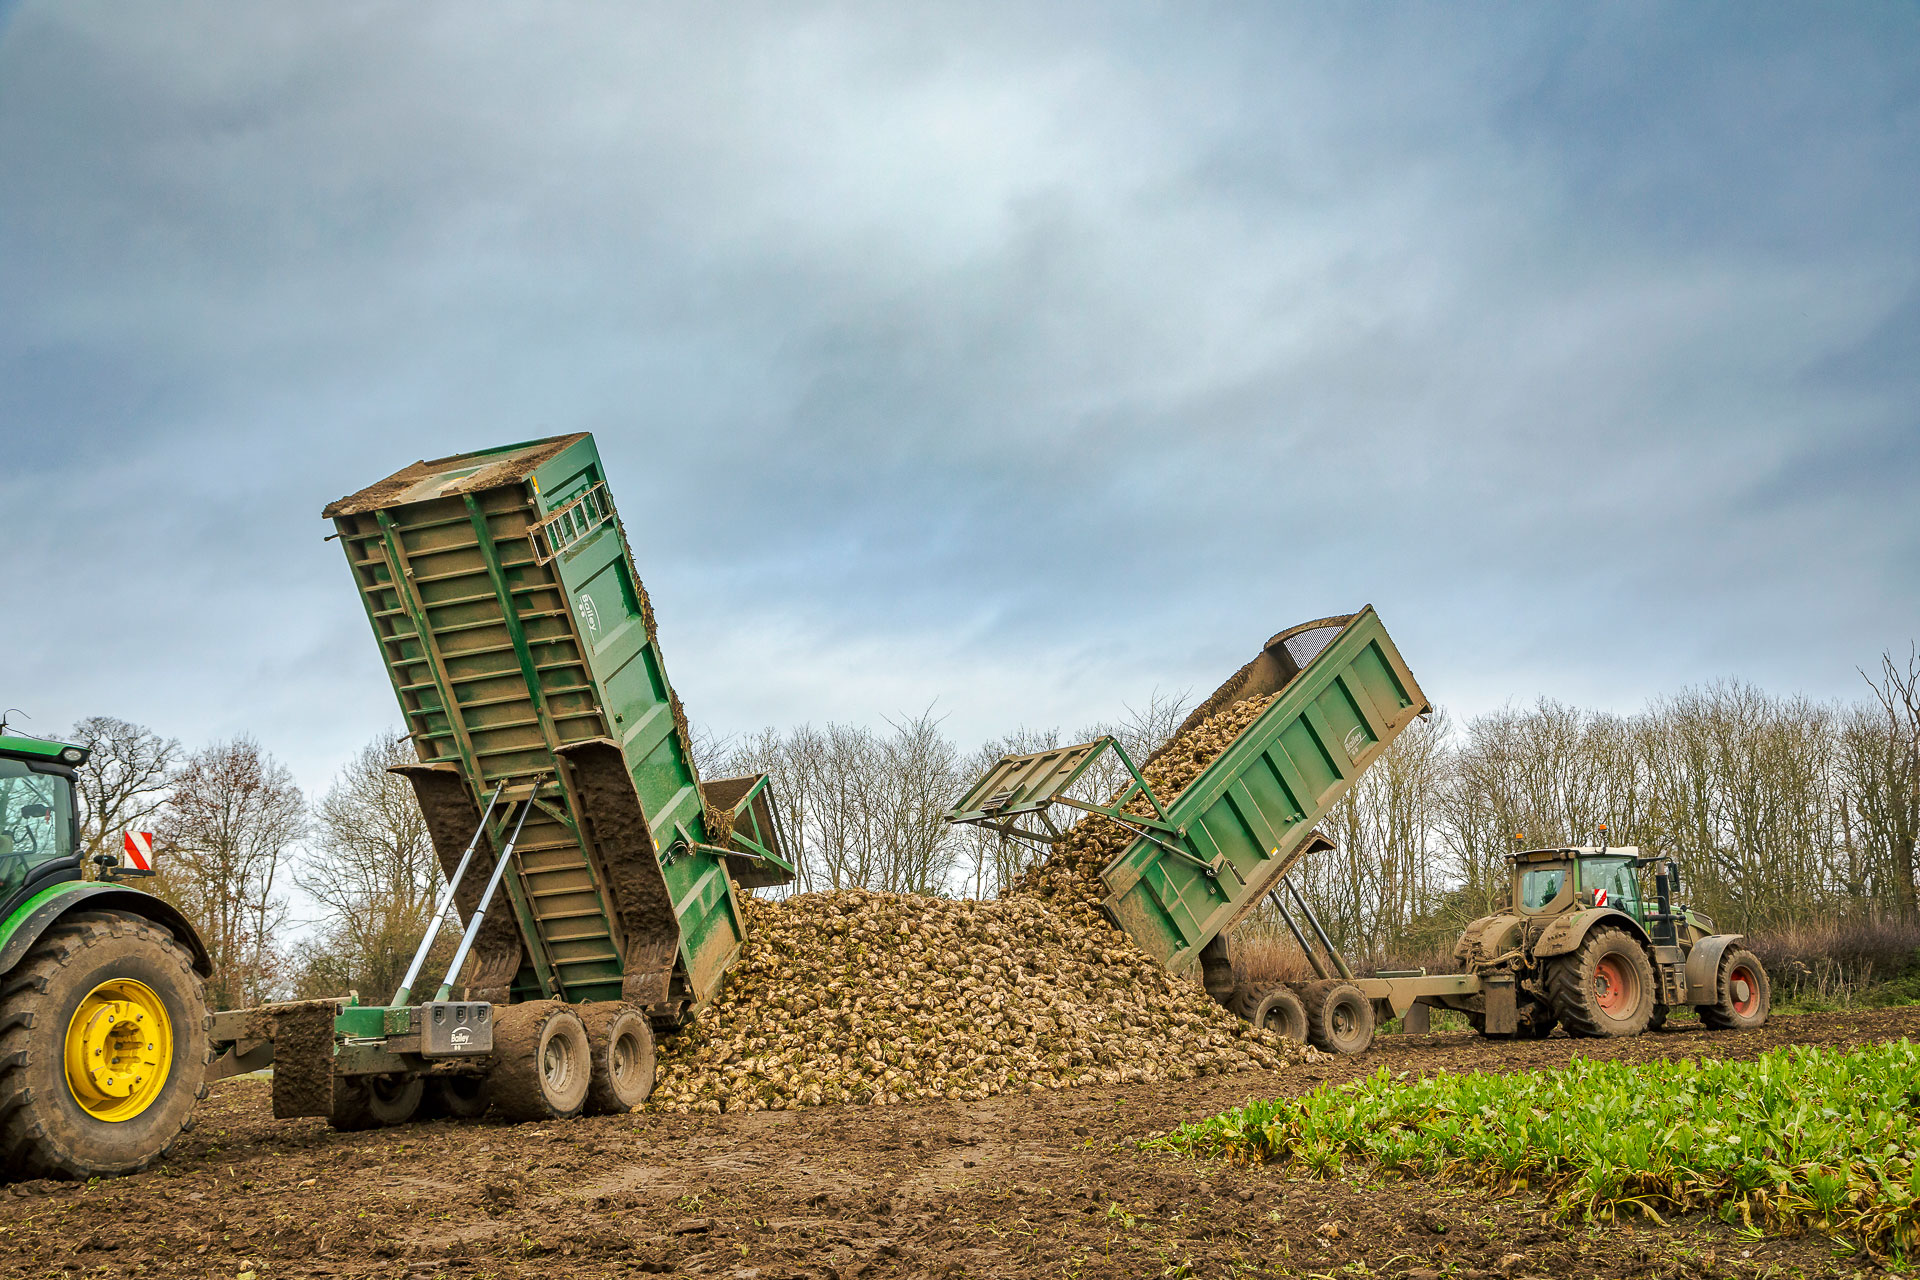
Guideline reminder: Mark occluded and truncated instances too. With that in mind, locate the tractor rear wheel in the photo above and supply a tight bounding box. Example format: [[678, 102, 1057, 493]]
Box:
[[1548, 927, 1655, 1037], [1229, 985, 1308, 1043], [1697, 948, 1770, 1030], [1299, 980, 1375, 1055], [0, 911, 209, 1179], [486, 1002, 591, 1121], [581, 1002, 656, 1114]]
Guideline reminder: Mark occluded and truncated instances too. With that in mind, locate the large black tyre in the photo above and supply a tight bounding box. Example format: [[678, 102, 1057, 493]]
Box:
[[1697, 947, 1771, 1030], [581, 1002, 656, 1114], [0, 911, 209, 1179], [1516, 1000, 1558, 1039], [329, 1074, 424, 1131], [426, 1075, 491, 1120], [486, 1002, 591, 1122], [1228, 985, 1308, 1044], [1648, 1003, 1669, 1033], [1548, 927, 1656, 1038], [1465, 999, 1554, 1039], [1298, 980, 1375, 1055]]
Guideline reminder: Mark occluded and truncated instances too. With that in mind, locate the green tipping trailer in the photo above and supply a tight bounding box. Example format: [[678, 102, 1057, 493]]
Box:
[[948, 608, 1468, 1054], [204, 433, 793, 1127]]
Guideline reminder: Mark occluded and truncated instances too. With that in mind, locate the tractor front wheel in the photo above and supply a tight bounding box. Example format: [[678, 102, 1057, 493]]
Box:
[[1548, 927, 1655, 1037], [0, 911, 209, 1178], [1697, 948, 1771, 1030]]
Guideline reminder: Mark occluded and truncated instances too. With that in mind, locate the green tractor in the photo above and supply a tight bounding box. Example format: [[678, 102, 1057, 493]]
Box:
[[0, 733, 211, 1179], [1452, 842, 1771, 1039]]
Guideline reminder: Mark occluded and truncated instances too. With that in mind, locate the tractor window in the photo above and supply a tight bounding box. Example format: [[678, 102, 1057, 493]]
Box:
[[0, 760, 74, 900], [1519, 867, 1566, 911], [1587, 857, 1643, 919]]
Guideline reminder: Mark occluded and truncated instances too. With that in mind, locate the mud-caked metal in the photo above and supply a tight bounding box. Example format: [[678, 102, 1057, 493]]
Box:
[[1450, 845, 1770, 1040], [203, 434, 796, 1128]]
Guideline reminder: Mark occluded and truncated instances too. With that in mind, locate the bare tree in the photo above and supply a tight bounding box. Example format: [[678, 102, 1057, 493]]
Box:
[[156, 738, 304, 1009], [66, 716, 178, 871], [296, 732, 446, 1000], [1839, 649, 1920, 922]]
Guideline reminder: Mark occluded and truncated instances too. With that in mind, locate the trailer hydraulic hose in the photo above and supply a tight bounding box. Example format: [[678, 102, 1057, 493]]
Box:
[[435, 796, 535, 1002], [392, 781, 504, 1006]]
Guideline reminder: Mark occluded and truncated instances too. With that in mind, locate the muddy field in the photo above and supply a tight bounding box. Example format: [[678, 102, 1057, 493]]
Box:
[[3, 1007, 1914, 1280]]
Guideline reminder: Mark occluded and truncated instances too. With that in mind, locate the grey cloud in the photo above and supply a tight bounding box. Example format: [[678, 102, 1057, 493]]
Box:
[[1, 2, 1916, 802]]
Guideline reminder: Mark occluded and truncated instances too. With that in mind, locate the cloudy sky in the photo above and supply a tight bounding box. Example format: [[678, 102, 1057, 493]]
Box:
[[4, 3, 1917, 814]]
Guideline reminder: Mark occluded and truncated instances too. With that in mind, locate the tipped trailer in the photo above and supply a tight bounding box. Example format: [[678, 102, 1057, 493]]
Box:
[[205, 434, 794, 1127], [947, 610, 1768, 1054]]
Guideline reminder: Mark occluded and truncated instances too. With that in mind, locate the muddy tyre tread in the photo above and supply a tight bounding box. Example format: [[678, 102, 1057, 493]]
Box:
[[581, 1001, 656, 1115], [1227, 985, 1307, 1043], [0, 911, 210, 1179], [486, 1002, 591, 1122], [1297, 979, 1374, 1055], [1697, 947, 1771, 1030], [1547, 927, 1655, 1038]]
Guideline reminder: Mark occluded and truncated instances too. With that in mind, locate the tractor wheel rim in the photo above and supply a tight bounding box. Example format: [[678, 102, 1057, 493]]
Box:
[[1331, 1004, 1353, 1037], [1730, 965, 1759, 1015], [1593, 956, 1635, 1015], [64, 978, 173, 1122]]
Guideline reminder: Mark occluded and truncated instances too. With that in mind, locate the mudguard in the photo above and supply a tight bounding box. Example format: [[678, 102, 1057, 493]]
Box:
[[1531, 907, 1650, 959], [1453, 913, 1525, 967], [1684, 933, 1746, 1006], [0, 881, 213, 977]]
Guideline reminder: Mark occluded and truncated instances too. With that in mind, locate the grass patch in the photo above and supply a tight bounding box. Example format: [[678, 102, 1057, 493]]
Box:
[[1146, 1041, 1920, 1261]]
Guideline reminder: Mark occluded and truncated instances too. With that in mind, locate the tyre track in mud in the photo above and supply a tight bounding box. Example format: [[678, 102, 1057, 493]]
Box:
[[0, 1007, 1913, 1279]]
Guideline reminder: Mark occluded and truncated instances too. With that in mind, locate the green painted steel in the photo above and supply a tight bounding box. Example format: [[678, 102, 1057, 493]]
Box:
[[0, 882, 86, 953], [324, 434, 775, 1014], [0, 735, 87, 764], [1100, 608, 1428, 971]]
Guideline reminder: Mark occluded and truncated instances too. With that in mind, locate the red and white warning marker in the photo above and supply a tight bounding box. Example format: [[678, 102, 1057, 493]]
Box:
[[122, 831, 154, 872]]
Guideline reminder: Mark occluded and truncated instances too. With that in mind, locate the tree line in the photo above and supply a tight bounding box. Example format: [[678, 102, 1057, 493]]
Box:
[[49, 646, 1918, 1009]]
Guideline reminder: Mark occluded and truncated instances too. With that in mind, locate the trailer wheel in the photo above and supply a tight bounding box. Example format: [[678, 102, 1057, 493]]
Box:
[[486, 1002, 591, 1121], [582, 1003, 656, 1114], [1647, 1003, 1669, 1032], [1229, 985, 1308, 1043], [329, 1074, 424, 1130], [1299, 980, 1374, 1055], [1697, 948, 1770, 1031], [0, 911, 209, 1179], [1548, 927, 1655, 1037], [428, 1075, 491, 1120]]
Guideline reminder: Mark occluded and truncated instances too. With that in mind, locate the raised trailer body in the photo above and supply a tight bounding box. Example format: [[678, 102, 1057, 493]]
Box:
[[949, 608, 1472, 1052], [208, 434, 791, 1122]]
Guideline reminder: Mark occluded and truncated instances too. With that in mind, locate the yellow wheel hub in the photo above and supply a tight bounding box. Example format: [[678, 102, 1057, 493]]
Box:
[[64, 979, 171, 1122]]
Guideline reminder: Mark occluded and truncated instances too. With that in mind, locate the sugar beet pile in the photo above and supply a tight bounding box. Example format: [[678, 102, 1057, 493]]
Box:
[[649, 692, 1299, 1114]]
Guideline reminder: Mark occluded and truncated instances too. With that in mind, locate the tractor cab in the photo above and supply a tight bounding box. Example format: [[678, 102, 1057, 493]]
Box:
[[1507, 843, 1710, 950], [0, 734, 88, 913], [1511, 847, 1648, 921]]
